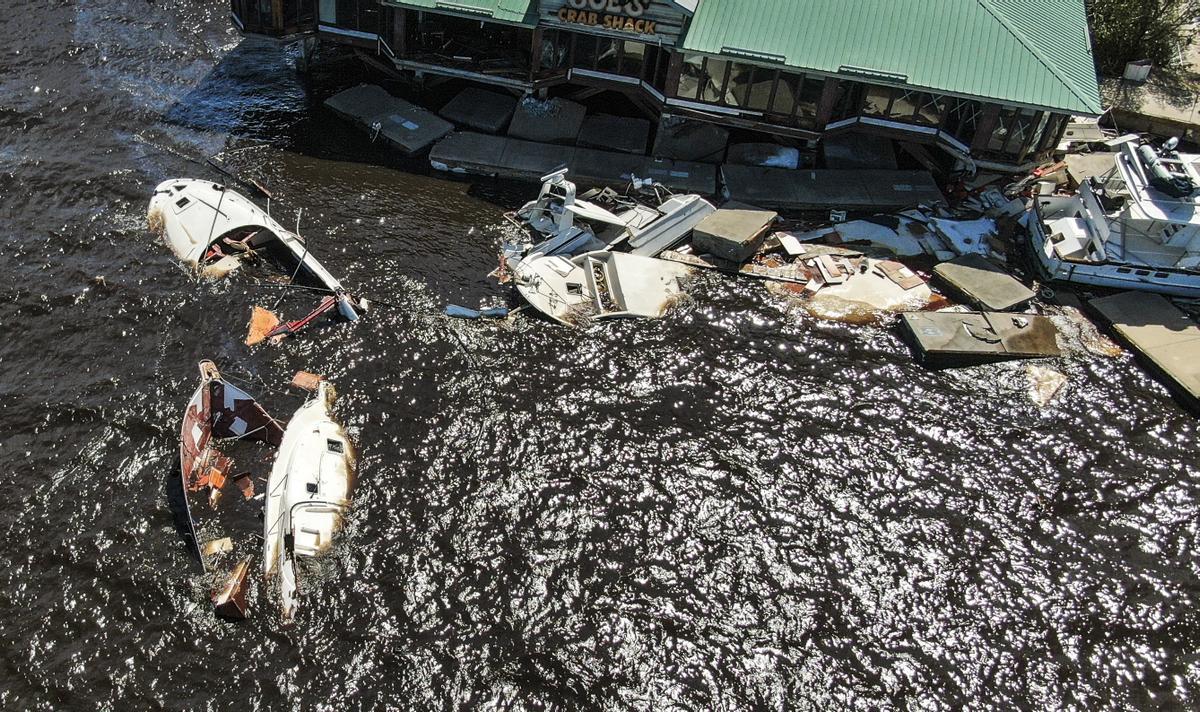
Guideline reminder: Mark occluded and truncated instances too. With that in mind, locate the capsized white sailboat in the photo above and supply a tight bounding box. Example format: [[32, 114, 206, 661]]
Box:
[[262, 380, 356, 621], [148, 178, 364, 327]]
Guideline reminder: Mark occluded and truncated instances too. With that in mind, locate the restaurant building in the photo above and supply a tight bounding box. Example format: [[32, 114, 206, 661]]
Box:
[[230, 0, 1102, 171]]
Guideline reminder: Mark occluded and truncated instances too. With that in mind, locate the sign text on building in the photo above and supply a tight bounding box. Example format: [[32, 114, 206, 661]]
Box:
[[557, 0, 657, 34]]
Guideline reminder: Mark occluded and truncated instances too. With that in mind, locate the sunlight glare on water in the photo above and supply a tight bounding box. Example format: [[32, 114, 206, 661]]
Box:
[[0, 1, 1198, 710]]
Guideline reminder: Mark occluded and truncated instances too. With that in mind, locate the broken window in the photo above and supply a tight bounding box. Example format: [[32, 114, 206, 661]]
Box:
[[677, 54, 706, 100], [829, 82, 864, 122], [676, 54, 729, 104], [572, 33, 600, 70], [1039, 114, 1067, 152], [771, 73, 799, 116], [943, 98, 981, 144], [622, 40, 646, 79], [538, 30, 571, 73], [723, 62, 755, 107], [886, 90, 920, 121], [795, 77, 823, 128], [988, 107, 1040, 158], [913, 93, 946, 126], [744, 69, 777, 112], [595, 38, 622, 74], [700, 58, 729, 103], [862, 85, 895, 116], [406, 11, 534, 80]]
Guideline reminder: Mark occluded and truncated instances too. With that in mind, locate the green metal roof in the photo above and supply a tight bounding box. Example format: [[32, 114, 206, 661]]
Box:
[[682, 0, 1103, 115], [383, 0, 538, 26]]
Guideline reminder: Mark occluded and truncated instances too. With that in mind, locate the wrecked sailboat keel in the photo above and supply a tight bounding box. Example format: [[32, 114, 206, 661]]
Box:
[[148, 178, 366, 339], [263, 380, 356, 621]]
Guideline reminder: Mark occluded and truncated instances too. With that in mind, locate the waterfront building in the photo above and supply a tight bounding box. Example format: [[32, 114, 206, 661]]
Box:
[[230, 0, 1101, 172]]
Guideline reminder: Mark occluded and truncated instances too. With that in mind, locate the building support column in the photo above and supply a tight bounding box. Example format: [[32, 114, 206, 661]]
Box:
[[971, 104, 1001, 153], [665, 51, 684, 100], [529, 27, 544, 83], [815, 79, 842, 129]]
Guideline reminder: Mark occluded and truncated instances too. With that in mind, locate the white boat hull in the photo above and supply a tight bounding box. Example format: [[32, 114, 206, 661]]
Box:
[[262, 381, 356, 620], [1025, 207, 1200, 298]]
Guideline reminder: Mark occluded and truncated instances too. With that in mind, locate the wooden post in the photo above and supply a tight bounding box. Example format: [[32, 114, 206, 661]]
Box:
[[271, 0, 285, 34], [395, 8, 407, 57], [815, 78, 841, 129], [664, 50, 683, 99], [529, 27, 544, 82]]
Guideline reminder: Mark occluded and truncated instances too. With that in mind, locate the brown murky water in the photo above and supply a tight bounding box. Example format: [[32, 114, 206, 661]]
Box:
[[2, 2, 1199, 709]]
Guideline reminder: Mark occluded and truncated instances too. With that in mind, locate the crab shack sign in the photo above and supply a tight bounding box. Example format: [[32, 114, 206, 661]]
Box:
[[541, 0, 694, 43]]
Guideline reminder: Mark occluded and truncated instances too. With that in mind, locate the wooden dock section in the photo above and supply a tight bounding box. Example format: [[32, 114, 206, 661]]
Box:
[[429, 131, 717, 195], [721, 164, 944, 211], [1089, 291, 1200, 407], [901, 311, 1061, 364], [933, 253, 1036, 311]]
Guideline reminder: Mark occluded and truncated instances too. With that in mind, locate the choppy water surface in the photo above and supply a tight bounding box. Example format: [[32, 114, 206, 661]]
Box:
[[2, 2, 1199, 709]]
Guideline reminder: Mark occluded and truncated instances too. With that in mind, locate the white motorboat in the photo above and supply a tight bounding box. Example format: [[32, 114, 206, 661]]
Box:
[[148, 178, 363, 322], [1026, 138, 1200, 297], [262, 380, 356, 621], [511, 249, 693, 325], [502, 169, 715, 266]]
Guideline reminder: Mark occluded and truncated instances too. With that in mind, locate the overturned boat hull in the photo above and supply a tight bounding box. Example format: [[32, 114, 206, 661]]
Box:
[[148, 178, 363, 323]]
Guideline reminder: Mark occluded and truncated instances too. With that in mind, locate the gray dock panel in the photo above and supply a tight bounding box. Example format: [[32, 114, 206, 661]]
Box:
[[324, 84, 453, 155], [1089, 291, 1200, 404], [439, 87, 518, 134], [428, 132, 716, 194], [933, 253, 1036, 311], [722, 165, 943, 211], [507, 97, 586, 144], [902, 311, 1060, 361], [578, 114, 650, 155]]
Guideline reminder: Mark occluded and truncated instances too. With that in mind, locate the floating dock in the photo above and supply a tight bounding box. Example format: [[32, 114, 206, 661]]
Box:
[[933, 253, 1036, 311], [429, 131, 717, 194], [324, 84, 453, 155], [1089, 291, 1200, 408], [721, 165, 944, 211], [901, 311, 1061, 363]]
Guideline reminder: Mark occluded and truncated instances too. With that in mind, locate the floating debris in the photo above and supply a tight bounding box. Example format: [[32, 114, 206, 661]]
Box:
[[1027, 364, 1068, 407], [933, 253, 1036, 311], [212, 557, 252, 620], [444, 304, 511, 320], [290, 371, 323, 392]]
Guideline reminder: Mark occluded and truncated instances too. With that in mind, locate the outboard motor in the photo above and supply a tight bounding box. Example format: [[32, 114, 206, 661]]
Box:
[[1138, 142, 1196, 198]]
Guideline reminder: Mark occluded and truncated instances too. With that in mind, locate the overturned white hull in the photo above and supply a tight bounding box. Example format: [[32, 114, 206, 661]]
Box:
[[148, 179, 361, 321], [262, 381, 355, 621]]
